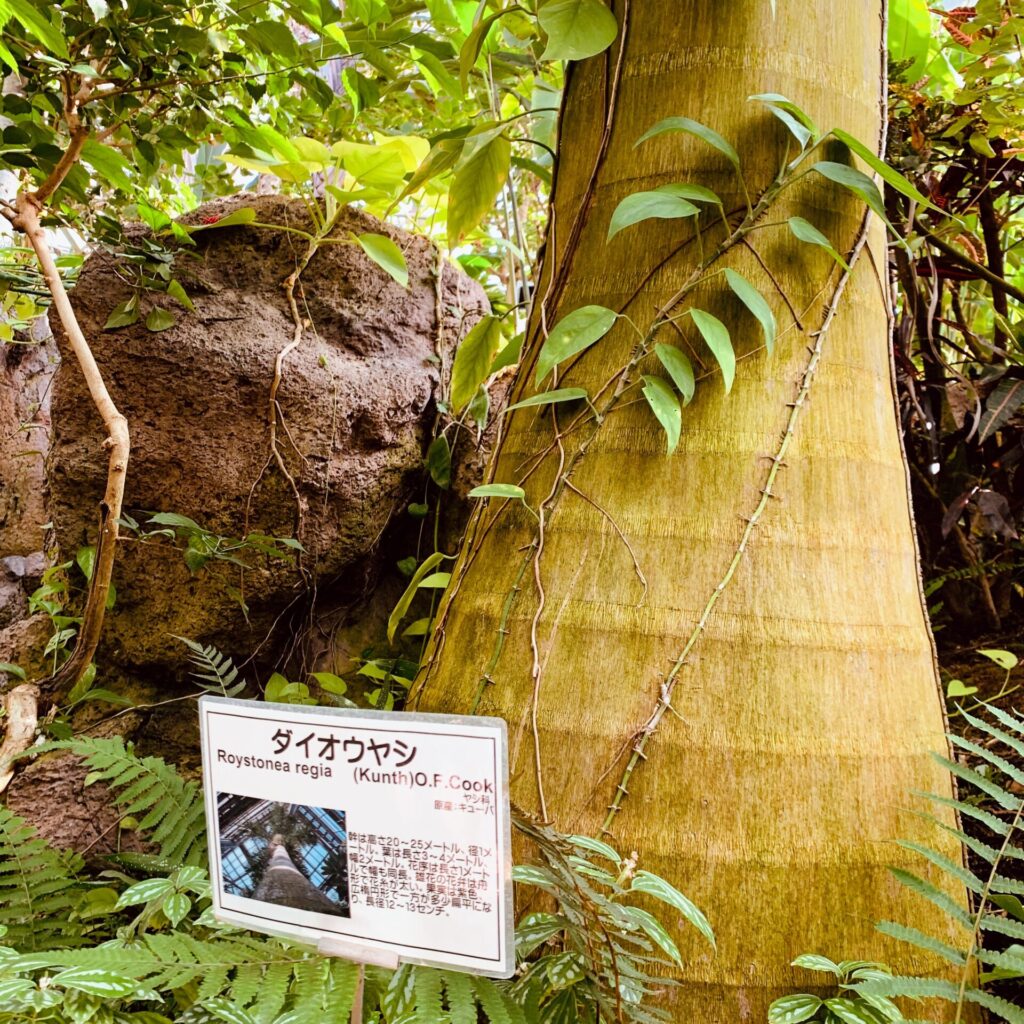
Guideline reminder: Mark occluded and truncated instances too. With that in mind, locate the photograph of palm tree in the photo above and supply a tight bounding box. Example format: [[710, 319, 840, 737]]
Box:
[[217, 792, 350, 918]]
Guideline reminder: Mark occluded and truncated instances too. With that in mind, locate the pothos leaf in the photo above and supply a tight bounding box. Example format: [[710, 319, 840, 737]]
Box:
[[355, 232, 408, 288], [831, 127, 933, 208], [607, 189, 699, 240], [387, 552, 452, 644], [641, 375, 681, 455], [689, 308, 734, 394], [635, 116, 740, 170], [451, 316, 502, 413], [654, 343, 695, 405], [535, 305, 617, 384], [505, 387, 589, 413], [788, 216, 850, 271], [426, 435, 451, 489], [538, 0, 618, 62], [448, 134, 511, 244], [724, 268, 776, 354], [469, 483, 526, 501]]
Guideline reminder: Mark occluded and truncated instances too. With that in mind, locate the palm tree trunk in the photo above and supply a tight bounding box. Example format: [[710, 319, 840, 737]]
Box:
[[412, 1, 967, 1018]]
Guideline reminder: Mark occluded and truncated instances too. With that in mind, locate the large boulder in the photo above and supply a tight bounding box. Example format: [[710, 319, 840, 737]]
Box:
[[47, 194, 489, 674]]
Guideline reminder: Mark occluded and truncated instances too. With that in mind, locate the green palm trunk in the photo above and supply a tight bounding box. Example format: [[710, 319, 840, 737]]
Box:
[[411, 0, 970, 1019]]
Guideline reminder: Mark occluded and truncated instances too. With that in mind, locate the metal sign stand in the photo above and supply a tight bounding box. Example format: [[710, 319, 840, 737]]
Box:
[[317, 937, 400, 1024]]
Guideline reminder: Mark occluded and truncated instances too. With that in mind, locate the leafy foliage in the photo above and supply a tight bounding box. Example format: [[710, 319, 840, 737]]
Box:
[[176, 636, 246, 698]]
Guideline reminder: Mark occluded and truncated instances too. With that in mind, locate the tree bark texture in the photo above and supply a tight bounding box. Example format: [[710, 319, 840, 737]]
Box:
[[413, 1, 969, 1018]]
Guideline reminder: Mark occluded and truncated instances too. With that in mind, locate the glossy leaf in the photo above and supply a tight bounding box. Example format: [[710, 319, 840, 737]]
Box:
[[725, 268, 776, 354], [767, 995, 824, 1024], [810, 161, 889, 225], [355, 233, 408, 288], [788, 216, 850, 270], [635, 116, 740, 170], [831, 127, 933, 208], [749, 92, 818, 148], [621, 905, 681, 964], [448, 134, 511, 244], [469, 483, 527, 500], [607, 189, 699, 240], [426, 435, 451, 489], [506, 387, 589, 413], [535, 305, 617, 384], [387, 552, 451, 644], [690, 308, 735, 394], [641, 375, 681, 455], [451, 316, 502, 413], [538, 0, 619, 62], [654, 343, 695, 405]]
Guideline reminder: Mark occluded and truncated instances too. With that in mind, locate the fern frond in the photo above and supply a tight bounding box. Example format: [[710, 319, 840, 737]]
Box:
[[324, 960, 359, 1019], [412, 967, 443, 1024], [980, 913, 1024, 942], [950, 733, 1024, 789], [931, 752, 1020, 811], [0, 808, 85, 951], [31, 737, 206, 865], [441, 970, 478, 1024], [888, 868, 973, 928], [874, 921, 965, 965], [922, 790, 1015, 838], [960, 707, 1024, 763], [174, 636, 245, 697], [894, 840, 984, 896], [854, 975, 1024, 1024]]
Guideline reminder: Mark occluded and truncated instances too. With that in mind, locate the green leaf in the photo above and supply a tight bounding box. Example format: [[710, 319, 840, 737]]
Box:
[[387, 552, 452, 644], [725, 268, 776, 354], [621, 905, 681, 964], [6, 0, 68, 59], [831, 128, 933, 208], [469, 483, 526, 500], [535, 305, 617, 384], [145, 308, 176, 332], [978, 378, 1024, 442], [788, 216, 850, 270], [631, 870, 715, 947], [946, 678, 979, 698], [187, 208, 257, 232], [448, 135, 511, 244], [355, 233, 408, 288], [311, 672, 348, 695], [115, 877, 174, 908], [655, 183, 722, 206], [768, 994, 824, 1024], [567, 834, 621, 864], [607, 189, 699, 240], [791, 953, 841, 974], [81, 140, 132, 193], [515, 912, 564, 957], [824, 997, 882, 1024], [505, 388, 589, 413], [641, 375, 681, 455], [654, 343, 695, 405], [52, 968, 138, 998], [979, 648, 1018, 670], [810, 161, 891, 228], [538, 0, 618, 62], [162, 892, 190, 926], [206, 998, 256, 1024], [104, 299, 139, 330], [401, 618, 431, 638], [0, 662, 25, 680], [451, 316, 502, 413], [490, 332, 524, 374], [749, 92, 818, 148], [166, 279, 195, 313], [417, 572, 450, 589], [426, 435, 451, 489], [459, 9, 507, 90], [690, 309, 734, 394], [76, 545, 96, 582], [635, 116, 740, 170]]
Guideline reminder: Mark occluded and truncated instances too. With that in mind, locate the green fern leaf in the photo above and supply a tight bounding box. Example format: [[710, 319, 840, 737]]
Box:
[[950, 733, 1024, 790], [472, 975, 512, 1024], [412, 967, 443, 1024], [290, 958, 327, 1024], [874, 921, 965, 964], [923, 791, 1016, 838], [324, 959, 359, 1019], [0, 808, 85, 951], [888, 868, 973, 928], [959, 708, 1024, 764], [980, 913, 1024, 942], [931, 752, 1020, 811], [174, 636, 245, 697], [251, 962, 292, 1024], [442, 970, 478, 1024]]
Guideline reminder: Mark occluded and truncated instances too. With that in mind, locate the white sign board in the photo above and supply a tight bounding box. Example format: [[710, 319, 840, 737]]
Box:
[[199, 696, 513, 977]]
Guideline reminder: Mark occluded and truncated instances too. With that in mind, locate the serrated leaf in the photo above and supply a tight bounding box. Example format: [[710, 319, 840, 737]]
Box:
[[538, 0, 618, 62], [535, 305, 617, 384], [641, 375, 681, 454], [635, 116, 740, 170], [690, 308, 734, 393], [725, 268, 776, 354], [788, 217, 850, 270], [451, 316, 502, 413], [355, 233, 408, 288], [607, 189, 699, 240]]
